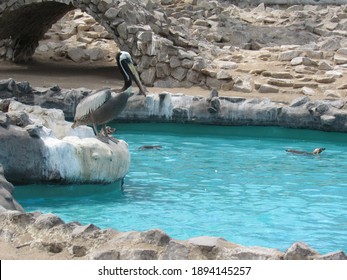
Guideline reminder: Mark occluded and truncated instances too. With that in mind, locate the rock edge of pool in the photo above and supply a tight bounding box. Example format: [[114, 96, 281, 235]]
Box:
[[0, 80, 346, 260], [0, 210, 346, 260]]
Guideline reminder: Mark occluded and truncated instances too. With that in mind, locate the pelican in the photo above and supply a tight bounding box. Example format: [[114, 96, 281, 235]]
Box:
[[72, 51, 146, 143]]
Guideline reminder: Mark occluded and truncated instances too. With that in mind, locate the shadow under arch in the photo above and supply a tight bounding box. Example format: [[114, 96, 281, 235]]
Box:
[[0, 2, 75, 63]]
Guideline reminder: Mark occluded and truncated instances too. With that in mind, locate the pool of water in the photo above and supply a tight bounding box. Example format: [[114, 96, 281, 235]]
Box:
[[14, 124, 347, 254]]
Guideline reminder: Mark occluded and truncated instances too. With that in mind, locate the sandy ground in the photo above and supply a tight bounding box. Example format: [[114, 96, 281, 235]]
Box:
[[0, 240, 72, 260]]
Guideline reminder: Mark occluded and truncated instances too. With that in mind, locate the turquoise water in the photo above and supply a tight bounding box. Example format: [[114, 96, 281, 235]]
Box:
[[14, 124, 347, 254]]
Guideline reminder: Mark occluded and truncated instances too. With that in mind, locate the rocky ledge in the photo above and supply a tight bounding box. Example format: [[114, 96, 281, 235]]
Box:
[[1, 78, 347, 132], [0, 92, 130, 191], [0, 209, 346, 260]]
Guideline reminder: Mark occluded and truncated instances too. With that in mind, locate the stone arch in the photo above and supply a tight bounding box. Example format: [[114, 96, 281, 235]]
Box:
[[0, 0, 162, 62], [0, 1, 74, 63]]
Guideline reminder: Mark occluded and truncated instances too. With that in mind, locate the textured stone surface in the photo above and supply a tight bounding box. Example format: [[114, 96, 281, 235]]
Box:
[[0, 165, 24, 212], [0, 207, 344, 260], [2, 0, 347, 90]]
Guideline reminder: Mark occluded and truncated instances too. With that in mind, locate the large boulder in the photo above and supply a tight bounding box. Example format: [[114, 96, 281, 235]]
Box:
[[0, 100, 130, 185], [0, 165, 24, 212]]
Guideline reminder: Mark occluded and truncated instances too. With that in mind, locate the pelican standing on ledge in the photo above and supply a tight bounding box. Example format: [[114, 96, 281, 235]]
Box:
[[72, 51, 147, 143]]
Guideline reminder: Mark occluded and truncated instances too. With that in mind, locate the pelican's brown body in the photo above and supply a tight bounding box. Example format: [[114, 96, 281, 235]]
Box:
[[72, 88, 130, 129], [72, 51, 146, 141]]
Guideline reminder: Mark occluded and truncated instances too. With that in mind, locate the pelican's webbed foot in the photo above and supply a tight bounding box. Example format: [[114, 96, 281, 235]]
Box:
[[97, 135, 110, 144], [98, 125, 119, 144], [108, 136, 119, 144], [97, 133, 119, 144]]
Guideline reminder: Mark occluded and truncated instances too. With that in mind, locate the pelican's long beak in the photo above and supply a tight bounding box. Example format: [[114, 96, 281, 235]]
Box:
[[128, 62, 147, 96]]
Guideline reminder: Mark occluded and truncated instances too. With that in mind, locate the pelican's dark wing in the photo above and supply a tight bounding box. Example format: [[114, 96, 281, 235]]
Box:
[[74, 89, 111, 121]]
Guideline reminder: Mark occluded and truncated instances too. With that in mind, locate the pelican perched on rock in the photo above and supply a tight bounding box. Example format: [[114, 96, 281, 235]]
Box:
[[72, 51, 146, 143]]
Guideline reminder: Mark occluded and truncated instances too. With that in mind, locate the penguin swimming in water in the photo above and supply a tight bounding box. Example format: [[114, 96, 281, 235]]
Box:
[[286, 147, 325, 155]]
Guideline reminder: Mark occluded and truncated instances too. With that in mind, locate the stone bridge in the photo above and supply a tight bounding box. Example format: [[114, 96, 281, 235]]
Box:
[[0, 0, 209, 88]]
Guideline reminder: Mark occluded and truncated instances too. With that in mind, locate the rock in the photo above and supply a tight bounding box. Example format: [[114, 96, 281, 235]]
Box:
[[67, 47, 85, 62], [314, 76, 336, 84], [320, 115, 335, 125], [215, 61, 238, 70], [336, 48, 347, 56], [0, 112, 9, 127], [278, 50, 302, 61], [7, 111, 31, 127], [32, 241, 65, 254], [315, 102, 330, 114], [140, 229, 171, 246], [302, 57, 318, 67], [290, 96, 310, 107], [315, 251, 347, 260], [193, 19, 210, 27], [141, 67, 156, 85], [162, 240, 189, 260], [2, 212, 35, 227], [72, 224, 100, 237], [1, 100, 130, 184], [326, 70, 343, 78], [0, 165, 24, 212], [33, 213, 65, 230], [90, 249, 120, 260], [337, 84, 347, 90], [270, 72, 293, 79], [216, 70, 232, 80], [69, 245, 88, 257], [188, 236, 225, 248], [220, 246, 284, 260], [171, 67, 188, 81], [302, 86, 316, 96], [290, 56, 304, 66], [293, 82, 318, 89], [284, 242, 319, 260], [268, 78, 293, 87], [126, 249, 158, 260], [334, 53, 347, 65], [324, 90, 341, 98], [258, 84, 279, 93], [318, 61, 334, 71], [0, 187, 23, 212], [232, 76, 252, 93], [105, 7, 119, 20], [85, 48, 104, 61]]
